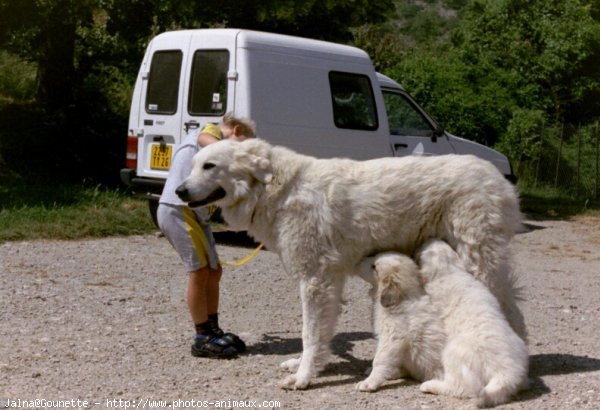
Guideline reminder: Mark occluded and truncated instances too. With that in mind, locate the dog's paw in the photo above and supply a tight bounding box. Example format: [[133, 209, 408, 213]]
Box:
[[356, 379, 379, 392], [280, 357, 301, 372], [279, 374, 311, 390]]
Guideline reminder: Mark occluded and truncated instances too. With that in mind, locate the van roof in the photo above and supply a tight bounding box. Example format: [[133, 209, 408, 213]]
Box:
[[153, 28, 371, 64]]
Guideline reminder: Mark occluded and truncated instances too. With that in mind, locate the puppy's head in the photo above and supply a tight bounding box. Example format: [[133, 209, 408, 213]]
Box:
[[416, 239, 463, 282], [371, 252, 424, 308], [176, 138, 273, 208]]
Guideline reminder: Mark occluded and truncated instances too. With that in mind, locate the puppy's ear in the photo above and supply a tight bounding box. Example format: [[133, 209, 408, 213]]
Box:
[[357, 257, 376, 285], [380, 279, 403, 308], [233, 140, 273, 183]]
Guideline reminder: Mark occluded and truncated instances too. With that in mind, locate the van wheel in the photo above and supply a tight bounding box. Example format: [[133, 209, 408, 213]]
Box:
[[148, 199, 159, 228]]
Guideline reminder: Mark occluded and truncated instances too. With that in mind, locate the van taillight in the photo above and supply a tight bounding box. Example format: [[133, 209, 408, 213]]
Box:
[[126, 136, 138, 169]]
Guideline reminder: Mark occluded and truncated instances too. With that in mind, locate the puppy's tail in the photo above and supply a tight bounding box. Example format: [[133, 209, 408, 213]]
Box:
[[460, 365, 484, 400], [477, 376, 519, 408]]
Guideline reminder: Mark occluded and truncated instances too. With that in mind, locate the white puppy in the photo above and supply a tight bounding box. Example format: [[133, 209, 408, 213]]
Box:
[[417, 240, 529, 408], [356, 252, 445, 392]]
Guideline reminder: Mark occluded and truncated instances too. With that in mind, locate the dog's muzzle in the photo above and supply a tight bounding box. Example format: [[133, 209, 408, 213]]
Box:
[[176, 184, 226, 208], [175, 184, 192, 202]]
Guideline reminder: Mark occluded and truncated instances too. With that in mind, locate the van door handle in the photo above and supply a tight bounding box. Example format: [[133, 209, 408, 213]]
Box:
[[184, 120, 200, 133], [394, 143, 408, 150]]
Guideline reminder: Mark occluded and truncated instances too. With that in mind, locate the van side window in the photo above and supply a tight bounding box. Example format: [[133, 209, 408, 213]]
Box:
[[188, 50, 229, 116], [146, 50, 183, 115], [329, 72, 378, 131], [383, 90, 435, 137]]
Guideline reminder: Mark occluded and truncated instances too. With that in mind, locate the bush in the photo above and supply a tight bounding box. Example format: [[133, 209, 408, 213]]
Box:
[[513, 122, 600, 200], [0, 51, 36, 102]]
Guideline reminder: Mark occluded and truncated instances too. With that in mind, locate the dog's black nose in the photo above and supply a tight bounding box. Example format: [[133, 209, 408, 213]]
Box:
[[175, 185, 189, 201]]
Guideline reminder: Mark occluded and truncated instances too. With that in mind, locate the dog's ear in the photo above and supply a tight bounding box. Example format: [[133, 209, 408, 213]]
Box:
[[244, 154, 273, 183], [233, 140, 273, 183], [380, 278, 404, 307]]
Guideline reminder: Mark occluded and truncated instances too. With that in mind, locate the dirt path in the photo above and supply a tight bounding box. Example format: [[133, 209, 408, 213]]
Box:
[[1, 217, 599, 409]]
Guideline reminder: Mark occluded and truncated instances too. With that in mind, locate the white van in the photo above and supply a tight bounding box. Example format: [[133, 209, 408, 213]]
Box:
[[121, 29, 514, 218]]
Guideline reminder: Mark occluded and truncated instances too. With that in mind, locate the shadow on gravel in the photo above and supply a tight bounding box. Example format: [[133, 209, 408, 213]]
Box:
[[530, 353, 600, 376], [514, 353, 600, 403], [214, 231, 261, 248], [249, 331, 375, 388], [520, 222, 547, 233], [250, 333, 302, 356], [249, 331, 372, 358]]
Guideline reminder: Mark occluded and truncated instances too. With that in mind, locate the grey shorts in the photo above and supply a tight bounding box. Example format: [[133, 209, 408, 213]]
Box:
[[157, 204, 220, 271]]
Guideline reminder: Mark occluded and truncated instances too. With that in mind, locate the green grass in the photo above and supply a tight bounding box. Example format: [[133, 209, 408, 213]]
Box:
[[0, 181, 156, 242], [1, 178, 598, 244]]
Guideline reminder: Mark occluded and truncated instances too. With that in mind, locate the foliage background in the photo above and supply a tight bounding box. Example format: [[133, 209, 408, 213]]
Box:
[[0, 0, 598, 201]]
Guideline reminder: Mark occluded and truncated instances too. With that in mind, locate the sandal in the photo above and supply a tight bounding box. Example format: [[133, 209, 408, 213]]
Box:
[[219, 332, 247, 353], [191, 334, 238, 358], [211, 325, 247, 353]]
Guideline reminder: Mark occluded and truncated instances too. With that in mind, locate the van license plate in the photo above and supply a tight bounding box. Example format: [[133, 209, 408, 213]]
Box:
[[150, 144, 172, 170]]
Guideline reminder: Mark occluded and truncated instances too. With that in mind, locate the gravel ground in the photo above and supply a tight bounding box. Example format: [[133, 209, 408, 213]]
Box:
[[1, 216, 599, 409]]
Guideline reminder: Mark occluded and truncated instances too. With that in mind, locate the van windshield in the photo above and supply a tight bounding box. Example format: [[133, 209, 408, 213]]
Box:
[[188, 50, 229, 116], [382, 89, 435, 137]]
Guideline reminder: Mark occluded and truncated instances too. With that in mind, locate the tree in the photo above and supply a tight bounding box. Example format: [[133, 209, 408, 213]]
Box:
[[0, 0, 393, 182], [385, 0, 600, 150], [0, 0, 101, 109], [453, 0, 600, 124], [207, 0, 393, 42], [0, 0, 393, 110]]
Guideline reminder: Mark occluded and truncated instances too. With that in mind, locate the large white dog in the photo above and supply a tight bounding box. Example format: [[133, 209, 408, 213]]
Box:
[[176, 138, 525, 389], [417, 240, 529, 407]]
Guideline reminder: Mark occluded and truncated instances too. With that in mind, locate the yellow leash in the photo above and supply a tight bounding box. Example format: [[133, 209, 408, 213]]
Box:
[[220, 243, 265, 267], [204, 205, 264, 267]]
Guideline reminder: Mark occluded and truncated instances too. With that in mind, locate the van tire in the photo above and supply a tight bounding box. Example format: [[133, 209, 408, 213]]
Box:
[[148, 199, 159, 228]]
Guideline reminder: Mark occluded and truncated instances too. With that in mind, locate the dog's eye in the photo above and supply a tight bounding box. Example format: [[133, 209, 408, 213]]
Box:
[[203, 163, 216, 170]]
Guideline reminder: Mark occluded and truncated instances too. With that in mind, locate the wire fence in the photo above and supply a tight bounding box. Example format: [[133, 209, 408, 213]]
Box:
[[515, 120, 600, 200]]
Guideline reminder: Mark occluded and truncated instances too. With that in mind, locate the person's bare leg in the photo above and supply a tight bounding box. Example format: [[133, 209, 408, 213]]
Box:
[[188, 267, 210, 326]]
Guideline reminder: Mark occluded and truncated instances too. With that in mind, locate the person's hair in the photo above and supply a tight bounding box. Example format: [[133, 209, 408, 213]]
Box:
[[222, 112, 256, 138]]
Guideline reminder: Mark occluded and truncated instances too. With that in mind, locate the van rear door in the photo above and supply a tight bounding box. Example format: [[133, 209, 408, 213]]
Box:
[[136, 32, 192, 180], [181, 30, 238, 137]]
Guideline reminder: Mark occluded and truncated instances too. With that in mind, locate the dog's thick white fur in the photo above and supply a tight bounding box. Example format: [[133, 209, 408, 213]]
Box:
[[356, 253, 445, 392], [417, 240, 529, 408], [177, 138, 525, 389]]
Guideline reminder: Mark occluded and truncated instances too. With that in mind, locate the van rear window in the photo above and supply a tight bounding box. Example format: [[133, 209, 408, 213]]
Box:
[[188, 50, 229, 116], [329, 72, 378, 131], [145, 50, 183, 115]]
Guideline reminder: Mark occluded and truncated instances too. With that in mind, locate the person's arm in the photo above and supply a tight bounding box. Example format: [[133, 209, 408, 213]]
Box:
[[198, 132, 220, 147], [197, 123, 222, 147]]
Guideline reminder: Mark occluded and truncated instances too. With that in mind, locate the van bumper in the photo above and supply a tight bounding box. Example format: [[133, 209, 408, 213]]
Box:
[[505, 173, 518, 185], [505, 160, 518, 185], [120, 168, 165, 200]]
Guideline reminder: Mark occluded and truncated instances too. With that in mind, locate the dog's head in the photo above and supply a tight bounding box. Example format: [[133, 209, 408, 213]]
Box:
[[176, 139, 273, 210], [369, 252, 424, 308], [416, 239, 463, 282]]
